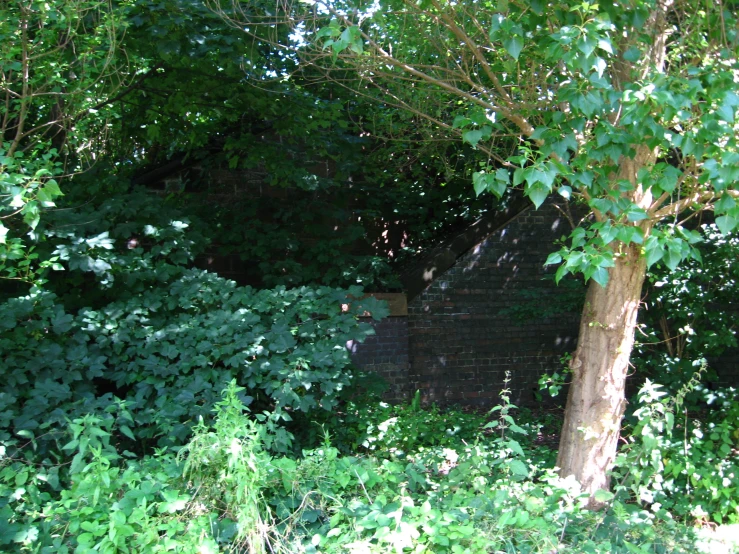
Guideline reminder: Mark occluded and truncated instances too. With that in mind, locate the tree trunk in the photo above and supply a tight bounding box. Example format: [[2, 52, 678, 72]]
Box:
[[556, 243, 648, 506]]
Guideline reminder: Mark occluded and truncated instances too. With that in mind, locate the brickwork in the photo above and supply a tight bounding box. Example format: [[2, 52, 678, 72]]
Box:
[[406, 201, 580, 407], [713, 349, 739, 387], [347, 317, 411, 403]]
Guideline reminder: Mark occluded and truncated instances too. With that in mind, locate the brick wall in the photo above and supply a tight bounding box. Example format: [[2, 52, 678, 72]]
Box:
[[341, 198, 739, 407], [347, 317, 410, 403], [405, 201, 581, 407], [713, 349, 739, 387]]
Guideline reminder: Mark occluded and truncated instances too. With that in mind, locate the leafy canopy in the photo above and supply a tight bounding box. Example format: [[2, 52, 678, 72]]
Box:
[[297, 0, 739, 286]]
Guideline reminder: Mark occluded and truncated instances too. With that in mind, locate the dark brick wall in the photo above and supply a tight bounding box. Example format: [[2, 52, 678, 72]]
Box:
[[348, 317, 411, 403], [406, 201, 580, 407], [346, 197, 738, 406], [713, 349, 739, 387]]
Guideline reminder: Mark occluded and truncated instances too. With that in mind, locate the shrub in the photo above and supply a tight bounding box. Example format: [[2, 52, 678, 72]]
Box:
[[0, 411, 214, 553], [318, 391, 487, 457], [0, 271, 388, 455], [635, 224, 739, 396], [2, 381, 710, 554], [616, 378, 739, 524]]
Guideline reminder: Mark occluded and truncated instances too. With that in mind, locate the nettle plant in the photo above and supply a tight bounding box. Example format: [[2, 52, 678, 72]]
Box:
[[615, 376, 739, 524]]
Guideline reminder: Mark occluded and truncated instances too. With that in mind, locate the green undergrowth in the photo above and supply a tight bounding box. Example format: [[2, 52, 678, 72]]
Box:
[[616, 378, 739, 527], [3, 380, 737, 553]]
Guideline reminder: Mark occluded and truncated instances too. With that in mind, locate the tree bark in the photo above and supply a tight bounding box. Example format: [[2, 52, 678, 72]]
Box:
[[556, 243, 648, 506]]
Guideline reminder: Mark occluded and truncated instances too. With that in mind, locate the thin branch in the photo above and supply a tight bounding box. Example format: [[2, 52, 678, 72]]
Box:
[[75, 62, 165, 120], [8, 6, 30, 157], [428, 0, 515, 110], [652, 190, 715, 220]]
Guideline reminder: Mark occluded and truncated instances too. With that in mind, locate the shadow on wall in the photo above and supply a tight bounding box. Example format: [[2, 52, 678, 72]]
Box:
[[406, 200, 582, 408], [348, 199, 583, 408]]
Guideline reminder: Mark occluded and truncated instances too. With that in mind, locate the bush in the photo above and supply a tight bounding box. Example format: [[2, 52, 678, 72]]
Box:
[[0, 270, 388, 455], [317, 392, 487, 457], [2, 381, 714, 554], [635, 224, 739, 396], [616, 379, 739, 524], [1, 185, 391, 455]]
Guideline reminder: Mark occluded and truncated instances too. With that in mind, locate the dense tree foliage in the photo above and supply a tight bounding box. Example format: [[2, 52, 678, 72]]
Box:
[[1, 0, 130, 282], [636, 224, 739, 391]]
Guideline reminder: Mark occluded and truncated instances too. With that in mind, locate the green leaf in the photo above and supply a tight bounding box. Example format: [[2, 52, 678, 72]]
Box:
[[495, 168, 510, 184], [489, 179, 507, 199], [315, 26, 340, 40], [503, 36, 524, 60], [544, 252, 562, 265], [349, 40, 363, 55], [577, 36, 597, 58], [597, 37, 614, 55], [462, 129, 484, 147], [598, 222, 618, 244], [526, 183, 549, 209], [656, 165, 681, 194], [536, 162, 559, 188], [554, 264, 569, 284], [340, 27, 362, 55], [625, 206, 648, 222], [513, 167, 526, 187], [591, 197, 614, 215], [664, 246, 682, 270], [472, 171, 490, 196], [159, 490, 190, 513], [469, 110, 489, 126], [623, 47, 641, 62], [506, 439, 526, 456], [508, 459, 529, 476], [573, 171, 594, 188], [120, 425, 135, 440], [617, 226, 644, 245], [593, 489, 614, 503], [42, 179, 63, 198], [269, 331, 297, 353], [452, 116, 472, 129], [715, 193, 736, 214], [644, 237, 664, 267], [489, 14, 505, 39], [331, 39, 348, 56], [716, 101, 735, 123], [590, 266, 609, 287], [715, 215, 738, 235], [531, 126, 549, 140]]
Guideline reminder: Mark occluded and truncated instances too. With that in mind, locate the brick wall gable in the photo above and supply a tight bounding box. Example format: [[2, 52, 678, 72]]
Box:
[[406, 199, 581, 406]]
